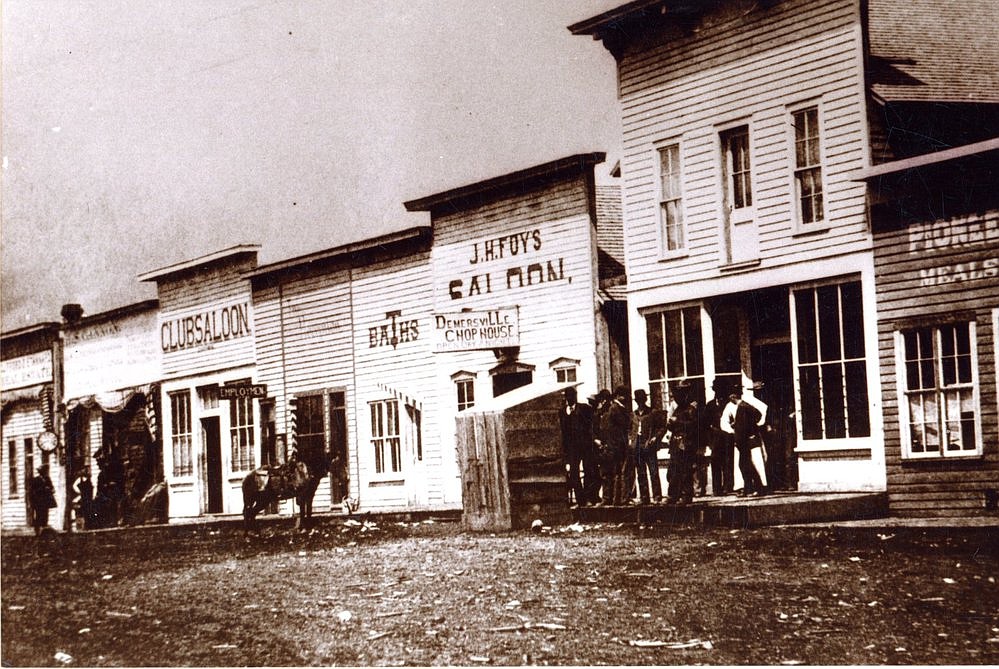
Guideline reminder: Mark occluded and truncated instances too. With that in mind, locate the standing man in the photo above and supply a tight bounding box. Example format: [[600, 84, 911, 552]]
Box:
[[604, 386, 634, 505], [560, 386, 599, 507], [632, 389, 666, 504], [28, 464, 57, 536], [721, 386, 766, 496], [704, 378, 734, 496], [665, 380, 700, 505]]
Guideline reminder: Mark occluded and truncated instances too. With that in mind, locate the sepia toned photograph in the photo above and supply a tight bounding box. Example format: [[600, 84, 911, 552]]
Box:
[[2, 0, 997, 665]]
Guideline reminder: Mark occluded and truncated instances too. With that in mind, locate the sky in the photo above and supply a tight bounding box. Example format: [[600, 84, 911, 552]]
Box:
[[1, 0, 622, 330]]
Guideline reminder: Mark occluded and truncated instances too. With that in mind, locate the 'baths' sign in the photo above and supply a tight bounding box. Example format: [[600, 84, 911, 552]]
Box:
[[432, 308, 519, 353]]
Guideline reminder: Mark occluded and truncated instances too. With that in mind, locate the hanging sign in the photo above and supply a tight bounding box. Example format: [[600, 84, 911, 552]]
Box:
[[219, 383, 268, 400], [432, 308, 519, 352]]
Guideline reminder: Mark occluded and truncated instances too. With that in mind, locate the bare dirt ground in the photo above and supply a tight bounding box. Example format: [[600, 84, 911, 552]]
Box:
[[2, 515, 997, 666]]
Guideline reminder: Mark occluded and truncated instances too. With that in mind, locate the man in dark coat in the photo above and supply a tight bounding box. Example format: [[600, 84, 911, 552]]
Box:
[[704, 378, 735, 496], [559, 386, 599, 506], [632, 389, 667, 504], [28, 464, 57, 536], [665, 380, 701, 505], [603, 386, 634, 505]]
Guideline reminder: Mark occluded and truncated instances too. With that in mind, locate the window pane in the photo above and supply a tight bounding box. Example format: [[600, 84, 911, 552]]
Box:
[[821, 362, 846, 438], [817, 285, 842, 362], [646, 314, 665, 381], [840, 282, 865, 358], [794, 290, 818, 364], [845, 360, 871, 437], [800, 366, 822, 439], [664, 310, 685, 378], [683, 308, 704, 376]]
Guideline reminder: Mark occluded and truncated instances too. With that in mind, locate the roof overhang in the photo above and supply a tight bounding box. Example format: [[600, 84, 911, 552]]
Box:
[[247, 226, 432, 284], [404, 153, 605, 215], [138, 244, 260, 283], [853, 137, 999, 181]]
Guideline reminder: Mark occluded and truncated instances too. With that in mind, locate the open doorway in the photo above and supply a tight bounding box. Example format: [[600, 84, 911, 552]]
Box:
[[201, 417, 223, 514]]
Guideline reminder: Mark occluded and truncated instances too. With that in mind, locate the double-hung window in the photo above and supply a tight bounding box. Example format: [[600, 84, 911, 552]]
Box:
[[229, 394, 255, 472], [721, 125, 758, 264], [456, 378, 475, 412], [793, 281, 870, 441], [370, 399, 401, 475], [169, 390, 193, 476], [898, 322, 980, 458], [792, 107, 824, 227], [657, 143, 685, 254], [7, 440, 18, 497]]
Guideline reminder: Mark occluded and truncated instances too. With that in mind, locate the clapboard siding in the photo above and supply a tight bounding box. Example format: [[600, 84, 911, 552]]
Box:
[[617, 0, 871, 295], [158, 257, 257, 378], [1, 407, 44, 530], [873, 211, 999, 516], [352, 252, 437, 510]]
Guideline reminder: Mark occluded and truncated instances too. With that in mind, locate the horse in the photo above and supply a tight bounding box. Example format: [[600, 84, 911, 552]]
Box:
[[241, 451, 328, 533]]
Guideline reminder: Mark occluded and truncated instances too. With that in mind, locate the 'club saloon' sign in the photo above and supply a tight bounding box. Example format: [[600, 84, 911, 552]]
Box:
[[432, 308, 519, 353]]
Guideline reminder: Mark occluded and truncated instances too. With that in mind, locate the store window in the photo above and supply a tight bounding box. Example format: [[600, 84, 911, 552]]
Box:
[[370, 399, 401, 474], [229, 394, 255, 472], [646, 306, 705, 409], [793, 281, 870, 440], [8, 440, 18, 497], [293, 394, 325, 459], [657, 142, 686, 254], [169, 390, 193, 476], [898, 321, 981, 458], [791, 106, 824, 227]]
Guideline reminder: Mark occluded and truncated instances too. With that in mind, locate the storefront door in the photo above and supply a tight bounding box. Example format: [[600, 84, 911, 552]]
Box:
[[752, 341, 797, 491], [201, 417, 223, 514]]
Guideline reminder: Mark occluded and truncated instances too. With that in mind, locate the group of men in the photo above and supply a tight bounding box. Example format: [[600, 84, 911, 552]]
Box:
[[559, 377, 772, 507]]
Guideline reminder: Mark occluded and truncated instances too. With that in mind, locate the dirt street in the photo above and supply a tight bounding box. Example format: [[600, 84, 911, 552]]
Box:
[[2, 516, 997, 666]]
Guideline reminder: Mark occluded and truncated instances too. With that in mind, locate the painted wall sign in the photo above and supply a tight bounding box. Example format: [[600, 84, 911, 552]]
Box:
[[369, 310, 419, 349], [447, 229, 572, 301], [0, 351, 53, 390], [919, 257, 998, 287], [908, 212, 999, 254], [432, 308, 520, 352], [219, 383, 268, 399], [160, 302, 251, 353]]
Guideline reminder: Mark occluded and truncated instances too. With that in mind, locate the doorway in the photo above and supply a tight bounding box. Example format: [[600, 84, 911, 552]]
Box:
[[201, 417, 223, 514], [751, 342, 797, 490]]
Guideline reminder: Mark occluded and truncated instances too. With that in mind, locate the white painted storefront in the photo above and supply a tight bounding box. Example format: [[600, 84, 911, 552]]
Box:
[[140, 246, 263, 519]]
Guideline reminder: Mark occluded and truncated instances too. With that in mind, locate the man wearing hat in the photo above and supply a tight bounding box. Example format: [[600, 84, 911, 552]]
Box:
[[705, 378, 735, 496], [632, 389, 667, 504], [28, 464, 57, 537], [603, 386, 634, 505], [664, 379, 701, 505], [559, 386, 599, 507]]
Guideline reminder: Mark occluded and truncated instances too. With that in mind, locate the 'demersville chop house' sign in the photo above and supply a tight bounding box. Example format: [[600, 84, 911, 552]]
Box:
[[432, 308, 519, 353]]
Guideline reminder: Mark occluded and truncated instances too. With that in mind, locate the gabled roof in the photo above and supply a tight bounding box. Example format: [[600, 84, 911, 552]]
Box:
[[866, 0, 998, 104]]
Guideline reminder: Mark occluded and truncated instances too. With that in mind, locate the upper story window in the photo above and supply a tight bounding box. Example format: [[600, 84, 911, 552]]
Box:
[[898, 322, 981, 458], [454, 373, 475, 412], [793, 281, 870, 441], [169, 390, 193, 476], [792, 107, 824, 227], [723, 127, 752, 210], [657, 143, 685, 254], [549, 357, 580, 384]]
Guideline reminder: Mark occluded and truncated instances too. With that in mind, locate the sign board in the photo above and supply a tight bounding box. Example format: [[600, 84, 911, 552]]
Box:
[[219, 383, 268, 400], [432, 308, 519, 353]]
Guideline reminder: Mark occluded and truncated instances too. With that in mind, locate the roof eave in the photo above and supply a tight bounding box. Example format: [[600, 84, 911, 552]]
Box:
[[138, 244, 261, 283]]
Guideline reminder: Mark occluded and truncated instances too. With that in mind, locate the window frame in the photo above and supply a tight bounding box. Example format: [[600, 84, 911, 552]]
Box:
[[654, 140, 688, 258], [169, 389, 194, 478], [369, 398, 402, 477], [452, 372, 476, 413], [788, 103, 829, 233], [7, 439, 18, 498], [789, 278, 872, 446], [895, 321, 983, 459], [549, 357, 580, 385], [229, 393, 256, 473], [645, 304, 707, 410]]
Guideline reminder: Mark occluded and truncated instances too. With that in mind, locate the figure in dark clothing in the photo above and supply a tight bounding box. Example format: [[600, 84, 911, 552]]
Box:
[[72, 468, 95, 530], [28, 465, 57, 536], [632, 389, 666, 504], [665, 380, 701, 505], [560, 386, 600, 506], [705, 378, 735, 496], [721, 390, 766, 496], [588, 389, 614, 504], [603, 386, 634, 505]]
